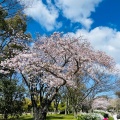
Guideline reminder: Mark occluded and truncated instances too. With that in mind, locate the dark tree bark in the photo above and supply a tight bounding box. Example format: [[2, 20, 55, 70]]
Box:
[[31, 93, 51, 120], [4, 110, 8, 120], [32, 103, 50, 120]]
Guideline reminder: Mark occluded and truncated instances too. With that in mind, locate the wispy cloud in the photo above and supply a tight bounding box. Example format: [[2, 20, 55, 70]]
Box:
[[19, 0, 60, 31], [18, 0, 102, 31], [18, 0, 120, 65], [55, 0, 102, 30], [68, 27, 120, 64]]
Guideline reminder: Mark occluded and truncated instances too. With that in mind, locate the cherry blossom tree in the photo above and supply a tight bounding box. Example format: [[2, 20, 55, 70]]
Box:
[[0, 33, 116, 120], [92, 96, 110, 110]]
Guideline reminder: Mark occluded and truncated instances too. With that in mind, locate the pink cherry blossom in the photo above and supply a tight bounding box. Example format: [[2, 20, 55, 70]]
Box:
[[0, 33, 116, 89]]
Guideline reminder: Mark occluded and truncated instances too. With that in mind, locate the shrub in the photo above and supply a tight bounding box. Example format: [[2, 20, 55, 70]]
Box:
[[93, 110, 114, 120], [77, 113, 102, 120]]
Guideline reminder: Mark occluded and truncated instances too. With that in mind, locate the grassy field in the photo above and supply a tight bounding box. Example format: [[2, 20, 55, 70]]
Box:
[[0, 114, 76, 120], [47, 114, 76, 120], [0, 114, 114, 120]]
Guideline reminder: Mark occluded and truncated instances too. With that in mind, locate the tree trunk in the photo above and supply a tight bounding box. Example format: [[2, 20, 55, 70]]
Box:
[[73, 108, 77, 118], [65, 97, 69, 115], [4, 110, 8, 120], [33, 107, 47, 120], [39, 108, 47, 120]]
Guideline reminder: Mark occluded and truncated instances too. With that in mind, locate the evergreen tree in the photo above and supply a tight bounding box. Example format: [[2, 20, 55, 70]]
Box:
[[0, 1, 31, 120], [0, 78, 25, 119]]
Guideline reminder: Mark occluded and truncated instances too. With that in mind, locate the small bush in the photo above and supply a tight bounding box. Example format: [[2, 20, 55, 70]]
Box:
[[93, 110, 114, 120], [77, 114, 99, 120]]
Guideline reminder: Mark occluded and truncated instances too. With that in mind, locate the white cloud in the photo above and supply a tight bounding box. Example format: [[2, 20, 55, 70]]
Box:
[[19, 0, 60, 31], [18, 1, 120, 66], [68, 27, 120, 64], [55, 0, 102, 29], [18, 0, 102, 31]]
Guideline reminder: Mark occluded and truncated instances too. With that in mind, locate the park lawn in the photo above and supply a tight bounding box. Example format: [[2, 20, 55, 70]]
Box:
[[19, 114, 32, 120], [19, 114, 76, 120], [0, 114, 32, 120], [0, 114, 76, 120], [47, 114, 76, 120]]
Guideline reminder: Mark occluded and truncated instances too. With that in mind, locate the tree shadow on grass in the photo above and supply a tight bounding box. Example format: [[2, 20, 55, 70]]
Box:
[[47, 116, 64, 120], [19, 117, 32, 120], [18, 116, 32, 120]]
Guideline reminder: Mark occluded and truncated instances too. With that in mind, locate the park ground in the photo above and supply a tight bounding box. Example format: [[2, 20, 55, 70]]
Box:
[[0, 113, 115, 120], [0, 114, 76, 120]]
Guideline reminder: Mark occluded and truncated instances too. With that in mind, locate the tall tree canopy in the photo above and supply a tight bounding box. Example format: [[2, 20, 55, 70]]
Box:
[[0, 78, 25, 119], [0, 33, 116, 120], [0, 1, 31, 119]]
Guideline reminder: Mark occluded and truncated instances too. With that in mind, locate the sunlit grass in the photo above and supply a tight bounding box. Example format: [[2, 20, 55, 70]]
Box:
[[0, 114, 76, 120], [0, 114, 32, 120], [19, 114, 32, 120], [19, 114, 76, 120], [47, 114, 76, 120]]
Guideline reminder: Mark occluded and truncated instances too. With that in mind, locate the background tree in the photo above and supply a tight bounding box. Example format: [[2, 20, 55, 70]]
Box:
[[92, 96, 110, 110], [116, 91, 120, 98], [0, 1, 31, 119], [22, 97, 32, 113], [0, 0, 26, 17], [53, 94, 61, 113], [0, 77, 25, 120], [62, 64, 117, 116], [0, 0, 31, 54], [108, 98, 118, 112], [64, 81, 86, 116], [114, 91, 120, 112], [0, 33, 116, 120]]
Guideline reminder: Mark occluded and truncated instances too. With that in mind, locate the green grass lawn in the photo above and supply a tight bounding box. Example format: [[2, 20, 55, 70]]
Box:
[[0, 113, 113, 120], [0, 114, 32, 120], [0, 114, 76, 120], [47, 114, 76, 120], [19, 114, 32, 120]]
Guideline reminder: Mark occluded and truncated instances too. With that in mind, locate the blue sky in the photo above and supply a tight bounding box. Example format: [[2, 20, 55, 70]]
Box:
[[25, 0, 120, 34], [91, 0, 120, 30], [18, 0, 120, 68]]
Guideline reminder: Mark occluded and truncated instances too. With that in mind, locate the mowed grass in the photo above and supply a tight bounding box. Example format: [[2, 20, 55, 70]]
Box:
[[19, 114, 32, 120], [0, 114, 32, 120], [0, 114, 76, 120], [47, 114, 76, 120]]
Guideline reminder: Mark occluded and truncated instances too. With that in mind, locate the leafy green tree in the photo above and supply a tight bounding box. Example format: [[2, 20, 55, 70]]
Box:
[[114, 91, 120, 112], [58, 101, 66, 114], [0, 11, 31, 52], [65, 83, 86, 116], [0, 2, 31, 120], [0, 78, 25, 119], [0, 1, 31, 54], [116, 91, 120, 98], [22, 98, 32, 113], [48, 102, 54, 112]]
